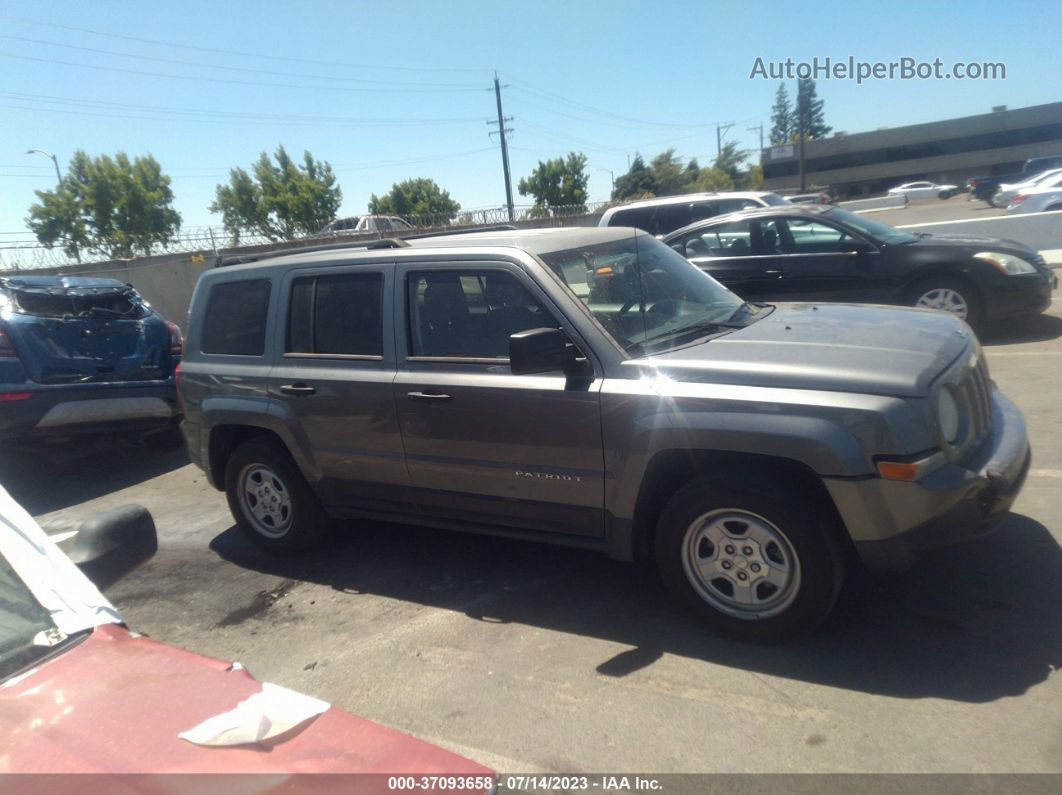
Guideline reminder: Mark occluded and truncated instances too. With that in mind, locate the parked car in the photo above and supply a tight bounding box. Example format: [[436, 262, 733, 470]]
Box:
[[598, 192, 790, 237], [1006, 184, 1062, 214], [787, 192, 832, 205], [312, 215, 414, 238], [0, 484, 494, 781], [662, 205, 1055, 327], [992, 168, 1062, 207], [0, 276, 183, 449], [178, 227, 1031, 639], [966, 154, 1062, 204], [886, 181, 959, 200]]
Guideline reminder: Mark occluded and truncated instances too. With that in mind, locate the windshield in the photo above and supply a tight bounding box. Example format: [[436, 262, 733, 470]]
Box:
[[6, 287, 151, 319], [539, 233, 747, 354], [825, 207, 918, 245], [762, 193, 790, 206], [0, 553, 59, 680]]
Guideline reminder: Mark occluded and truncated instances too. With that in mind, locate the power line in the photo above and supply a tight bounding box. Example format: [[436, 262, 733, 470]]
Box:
[[1, 15, 488, 73], [0, 35, 484, 88], [0, 52, 486, 94], [0, 91, 487, 127]]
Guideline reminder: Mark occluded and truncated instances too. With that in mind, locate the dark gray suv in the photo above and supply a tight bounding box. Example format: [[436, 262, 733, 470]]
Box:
[[178, 228, 1030, 639]]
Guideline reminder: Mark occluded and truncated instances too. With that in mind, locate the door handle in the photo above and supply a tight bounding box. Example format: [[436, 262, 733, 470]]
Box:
[[764, 269, 786, 277], [279, 383, 316, 396], [407, 391, 452, 402]]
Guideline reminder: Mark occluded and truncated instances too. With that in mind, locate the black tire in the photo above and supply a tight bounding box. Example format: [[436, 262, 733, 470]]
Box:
[[143, 425, 184, 451], [903, 276, 984, 328], [1044, 204, 1062, 212], [655, 475, 845, 640], [224, 438, 328, 554], [938, 190, 953, 200]]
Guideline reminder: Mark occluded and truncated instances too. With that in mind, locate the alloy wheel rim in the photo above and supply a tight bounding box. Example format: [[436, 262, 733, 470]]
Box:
[[915, 288, 969, 319], [681, 508, 801, 620], [237, 464, 293, 538]]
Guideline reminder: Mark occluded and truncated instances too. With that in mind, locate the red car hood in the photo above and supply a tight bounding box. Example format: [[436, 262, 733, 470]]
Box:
[[1, 624, 492, 779]]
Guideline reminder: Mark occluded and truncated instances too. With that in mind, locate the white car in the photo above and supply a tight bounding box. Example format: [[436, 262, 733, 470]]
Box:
[[1006, 184, 1062, 214], [993, 169, 1062, 208], [887, 181, 959, 200]]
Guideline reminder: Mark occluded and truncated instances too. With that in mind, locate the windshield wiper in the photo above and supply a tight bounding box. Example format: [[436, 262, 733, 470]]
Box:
[[633, 319, 745, 353]]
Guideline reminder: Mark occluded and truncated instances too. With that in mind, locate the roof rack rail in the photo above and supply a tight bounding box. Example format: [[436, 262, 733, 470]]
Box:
[[215, 237, 409, 267], [400, 224, 517, 241]]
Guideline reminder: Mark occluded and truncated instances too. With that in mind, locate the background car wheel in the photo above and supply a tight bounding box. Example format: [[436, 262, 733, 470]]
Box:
[[938, 190, 954, 200], [654, 475, 845, 640], [904, 277, 983, 327], [225, 439, 328, 554], [1045, 204, 1062, 212]]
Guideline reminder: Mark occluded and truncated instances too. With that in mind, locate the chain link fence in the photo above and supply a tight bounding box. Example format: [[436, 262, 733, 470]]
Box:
[[0, 201, 613, 272]]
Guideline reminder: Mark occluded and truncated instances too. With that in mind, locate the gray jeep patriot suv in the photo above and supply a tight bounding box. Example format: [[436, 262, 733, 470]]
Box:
[[179, 227, 1030, 639]]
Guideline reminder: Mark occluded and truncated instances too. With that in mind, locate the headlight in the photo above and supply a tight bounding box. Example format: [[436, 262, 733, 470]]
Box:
[[973, 251, 1037, 275], [936, 389, 960, 444]]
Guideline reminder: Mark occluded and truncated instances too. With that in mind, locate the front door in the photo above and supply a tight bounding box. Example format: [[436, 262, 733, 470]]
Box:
[[670, 217, 774, 301], [755, 217, 885, 303], [394, 262, 605, 538]]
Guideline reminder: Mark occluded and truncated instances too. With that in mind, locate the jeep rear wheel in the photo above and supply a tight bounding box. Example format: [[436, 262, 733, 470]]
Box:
[[225, 439, 328, 554], [655, 476, 845, 640]]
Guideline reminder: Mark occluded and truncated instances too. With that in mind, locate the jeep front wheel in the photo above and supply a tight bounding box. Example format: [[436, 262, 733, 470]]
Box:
[[655, 477, 845, 639], [225, 439, 328, 554]]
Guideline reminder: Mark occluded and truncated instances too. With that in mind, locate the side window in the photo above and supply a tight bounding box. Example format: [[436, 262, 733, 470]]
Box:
[[759, 219, 786, 254], [201, 279, 271, 356], [679, 220, 755, 258], [392, 217, 413, 230], [607, 207, 653, 233], [375, 217, 393, 232], [782, 219, 849, 253], [407, 270, 555, 359], [286, 273, 384, 357], [653, 204, 692, 236]]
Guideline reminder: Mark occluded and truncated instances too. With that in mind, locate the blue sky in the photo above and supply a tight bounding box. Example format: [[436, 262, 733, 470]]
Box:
[[0, 0, 1058, 238]]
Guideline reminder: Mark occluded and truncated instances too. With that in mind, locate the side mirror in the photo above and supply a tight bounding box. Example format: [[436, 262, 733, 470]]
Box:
[[846, 239, 874, 255], [68, 505, 158, 591], [509, 327, 579, 375]]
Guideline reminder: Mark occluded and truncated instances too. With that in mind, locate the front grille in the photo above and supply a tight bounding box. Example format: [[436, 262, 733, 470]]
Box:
[[951, 351, 993, 458]]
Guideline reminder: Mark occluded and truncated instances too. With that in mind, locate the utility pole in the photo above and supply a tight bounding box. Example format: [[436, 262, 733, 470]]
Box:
[[488, 72, 515, 223], [747, 124, 764, 154], [716, 122, 735, 156], [797, 99, 807, 192]]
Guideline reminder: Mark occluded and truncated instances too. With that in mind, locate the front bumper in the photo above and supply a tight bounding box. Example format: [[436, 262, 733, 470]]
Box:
[[983, 270, 1055, 322], [824, 389, 1030, 570]]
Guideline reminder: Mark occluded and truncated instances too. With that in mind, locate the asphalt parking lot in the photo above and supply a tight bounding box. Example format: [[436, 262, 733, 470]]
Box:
[[3, 302, 1060, 774]]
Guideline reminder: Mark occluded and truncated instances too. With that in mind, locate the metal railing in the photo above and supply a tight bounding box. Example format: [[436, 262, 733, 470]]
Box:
[[0, 201, 612, 271]]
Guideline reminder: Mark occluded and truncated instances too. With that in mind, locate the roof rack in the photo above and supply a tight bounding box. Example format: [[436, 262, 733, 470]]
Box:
[[400, 224, 517, 241], [215, 237, 409, 268]]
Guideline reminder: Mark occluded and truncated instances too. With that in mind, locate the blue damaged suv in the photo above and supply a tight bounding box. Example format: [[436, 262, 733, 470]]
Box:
[[0, 276, 182, 449]]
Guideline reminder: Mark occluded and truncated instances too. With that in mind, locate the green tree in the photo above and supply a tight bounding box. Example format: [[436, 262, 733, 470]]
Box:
[[27, 151, 181, 260], [612, 154, 656, 200], [795, 78, 831, 140], [517, 152, 589, 215], [769, 82, 793, 145], [691, 167, 734, 192], [746, 163, 764, 190], [369, 178, 460, 224], [210, 146, 341, 242], [712, 142, 749, 186], [648, 149, 693, 196]]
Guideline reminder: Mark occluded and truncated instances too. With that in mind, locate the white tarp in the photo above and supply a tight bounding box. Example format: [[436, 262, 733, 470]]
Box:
[[0, 483, 122, 636]]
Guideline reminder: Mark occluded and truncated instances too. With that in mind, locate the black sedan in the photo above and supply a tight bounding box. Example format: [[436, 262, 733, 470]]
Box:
[[662, 205, 1056, 327]]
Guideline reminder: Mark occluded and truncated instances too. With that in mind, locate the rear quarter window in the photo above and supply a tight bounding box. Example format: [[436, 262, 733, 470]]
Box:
[[200, 279, 271, 355]]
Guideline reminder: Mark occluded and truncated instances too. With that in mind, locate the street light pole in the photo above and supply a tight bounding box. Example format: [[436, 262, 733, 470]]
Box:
[[27, 148, 62, 184], [27, 148, 80, 263]]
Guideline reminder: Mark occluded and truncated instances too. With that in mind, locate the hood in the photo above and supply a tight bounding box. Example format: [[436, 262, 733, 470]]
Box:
[[0, 624, 493, 777], [633, 303, 972, 397], [906, 231, 1039, 258]]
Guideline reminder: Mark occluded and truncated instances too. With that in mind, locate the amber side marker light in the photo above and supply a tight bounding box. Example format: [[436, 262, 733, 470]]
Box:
[[876, 451, 945, 482]]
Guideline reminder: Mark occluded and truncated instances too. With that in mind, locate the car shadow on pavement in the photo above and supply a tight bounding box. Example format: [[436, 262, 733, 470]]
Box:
[[210, 510, 1060, 704], [981, 312, 1062, 346], [0, 439, 189, 515]]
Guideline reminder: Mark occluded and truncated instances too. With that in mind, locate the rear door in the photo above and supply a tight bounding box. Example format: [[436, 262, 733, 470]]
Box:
[[393, 260, 605, 537], [2, 284, 172, 384], [267, 264, 409, 512]]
